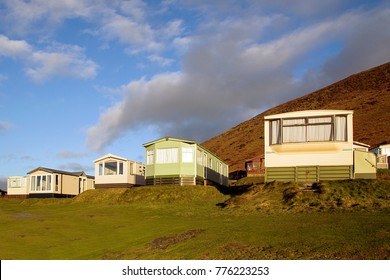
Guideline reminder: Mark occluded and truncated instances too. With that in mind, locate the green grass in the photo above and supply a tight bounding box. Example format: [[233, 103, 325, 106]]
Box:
[[0, 183, 389, 260]]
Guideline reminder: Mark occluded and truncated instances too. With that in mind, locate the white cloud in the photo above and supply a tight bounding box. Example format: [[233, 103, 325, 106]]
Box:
[[87, 5, 390, 151], [0, 35, 32, 57], [100, 14, 161, 52], [147, 55, 174, 67], [0, 35, 98, 83], [0, 1, 185, 56], [162, 19, 184, 38], [0, 0, 92, 35], [25, 46, 98, 83], [119, 0, 147, 20]]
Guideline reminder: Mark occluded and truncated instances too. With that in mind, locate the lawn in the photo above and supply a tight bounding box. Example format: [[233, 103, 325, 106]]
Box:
[[0, 184, 389, 260]]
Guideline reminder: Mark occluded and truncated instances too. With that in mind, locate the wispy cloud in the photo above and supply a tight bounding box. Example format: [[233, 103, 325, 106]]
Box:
[[0, 35, 98, 83], [25, 45, 98, 83], [0, 0, 92, 36], [147, 55, 174, 67], [56, 150, 88, 159], [0, 1, 179, 56], [0, 153, 34, 162], [58, 162, 94, 173]]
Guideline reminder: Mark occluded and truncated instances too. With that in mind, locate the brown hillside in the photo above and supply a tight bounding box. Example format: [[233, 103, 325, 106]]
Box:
[[202, 62, 390, 172]]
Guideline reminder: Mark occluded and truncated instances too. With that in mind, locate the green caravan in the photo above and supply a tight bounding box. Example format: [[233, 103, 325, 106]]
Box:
[[143, 137, 229, 187]]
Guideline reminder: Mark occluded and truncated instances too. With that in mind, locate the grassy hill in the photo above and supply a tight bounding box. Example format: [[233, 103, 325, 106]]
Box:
[[202, 62, 390, 172]]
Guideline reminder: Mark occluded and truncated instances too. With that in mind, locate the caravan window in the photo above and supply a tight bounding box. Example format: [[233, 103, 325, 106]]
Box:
[[270, 119, 281, 144], [182, 147, 194, 163], [30, 175, 52, 192], [334, 116, 347, 141], [102, 161, 124, 175], [146, 150, 154, 165], [104, 161, 117, 175], [269, 115, 348, 144], [8, 177, 25, 188], [156, 148, 178, 164], [119, 162, 124, 175]]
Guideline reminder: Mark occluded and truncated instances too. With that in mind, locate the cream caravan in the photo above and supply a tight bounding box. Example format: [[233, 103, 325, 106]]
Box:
[[264, 110, 376, 182]]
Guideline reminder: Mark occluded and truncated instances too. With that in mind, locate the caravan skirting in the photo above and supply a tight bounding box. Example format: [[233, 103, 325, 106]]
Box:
[[265, 165, 353, 182]]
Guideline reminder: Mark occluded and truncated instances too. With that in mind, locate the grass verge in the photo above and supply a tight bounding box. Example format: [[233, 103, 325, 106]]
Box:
[[0, 181, 389, 260]]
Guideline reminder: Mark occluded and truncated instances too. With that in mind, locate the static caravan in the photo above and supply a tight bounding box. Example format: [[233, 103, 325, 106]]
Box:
[[7, 176, 29, 198], [264, 110, 376, 182], [27, 167, 94, 198], [94, 153, 145, 188], [143, 137, 229, 187], [245, 155, 265, 177], [370, 143, 390, 169]]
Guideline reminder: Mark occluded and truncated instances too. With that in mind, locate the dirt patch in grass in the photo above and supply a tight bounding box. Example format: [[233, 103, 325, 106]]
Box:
[[147, 229, 206, 250], [101, 229, 206, 260], [13, 212, 38, 219]]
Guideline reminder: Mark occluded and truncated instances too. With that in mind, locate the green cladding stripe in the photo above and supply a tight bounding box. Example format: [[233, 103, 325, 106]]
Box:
[[265, 166, 352, 182]]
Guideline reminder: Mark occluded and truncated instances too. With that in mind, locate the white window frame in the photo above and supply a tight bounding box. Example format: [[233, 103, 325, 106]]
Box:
[[99, 160, 125, 176], [30, 174, 52, 192]]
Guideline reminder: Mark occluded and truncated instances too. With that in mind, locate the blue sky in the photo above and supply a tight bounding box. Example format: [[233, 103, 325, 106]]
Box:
[[0, 0, 389, 187]]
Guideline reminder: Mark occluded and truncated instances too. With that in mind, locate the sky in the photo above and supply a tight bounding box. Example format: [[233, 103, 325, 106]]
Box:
[[0, 0, 390, 188]]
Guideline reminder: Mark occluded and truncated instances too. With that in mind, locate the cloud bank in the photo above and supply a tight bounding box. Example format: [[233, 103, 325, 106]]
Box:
[[1, 1, 388, 152], [87, 3, 390, 151]]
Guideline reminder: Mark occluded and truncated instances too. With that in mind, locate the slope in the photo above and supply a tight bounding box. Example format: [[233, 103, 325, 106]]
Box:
[[202, 62, 390, 172]]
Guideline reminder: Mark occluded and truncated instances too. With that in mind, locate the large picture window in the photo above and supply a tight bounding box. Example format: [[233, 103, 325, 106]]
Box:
[[269, 115, 347, 144], [104, 161, 117, 175], [30, 174, 52, 192], [156, 148, 178, 164], [101, 161, 124, 175]]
